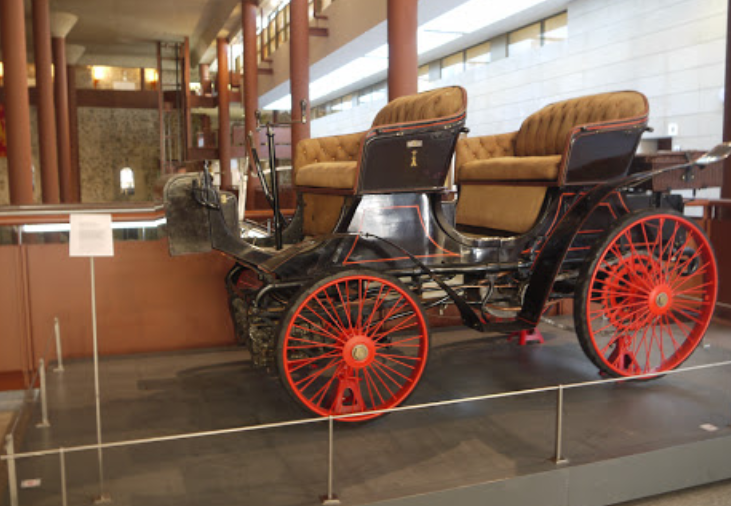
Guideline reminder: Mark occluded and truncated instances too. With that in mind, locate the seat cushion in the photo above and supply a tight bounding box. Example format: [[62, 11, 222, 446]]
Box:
[[458, 154, 562, 183], [294, 161, 358, 189], [456, 185, 548, 234]]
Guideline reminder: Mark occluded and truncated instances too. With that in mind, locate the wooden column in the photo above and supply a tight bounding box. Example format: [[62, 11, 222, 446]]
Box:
[[217, 37, 232, 189], [157, 42, 165, 174], [32, 0, 60, 204], [53, 37, 73, 203], [290, 0, 311, 150], [67, 65, 81, 201], [0, 0, 35, 205], [722, 0, 731, 201], [387, 0, 419, 101], [243, 0, 259, 209], [182, 37, 192, 159]]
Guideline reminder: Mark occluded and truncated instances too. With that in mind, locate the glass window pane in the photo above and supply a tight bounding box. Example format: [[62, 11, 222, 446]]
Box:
[[508, 22, 541, 56], [339, 94, 353, 111], [440, 52, 465, 79], [466, 41, 491, 69], [358, 88, 373, 105], [418, 65, 431, 92], [543, 12, 568, 45]]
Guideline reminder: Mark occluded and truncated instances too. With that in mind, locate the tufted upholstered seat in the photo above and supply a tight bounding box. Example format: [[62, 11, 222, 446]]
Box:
[[455, 91, 648, 234], [294, 87, 466, 236], [294, 87, 466, 191]]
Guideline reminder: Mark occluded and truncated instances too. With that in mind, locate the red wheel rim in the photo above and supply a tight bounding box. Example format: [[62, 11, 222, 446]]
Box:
[[586, 214, 717, 376], [282, 275, 429, 421]]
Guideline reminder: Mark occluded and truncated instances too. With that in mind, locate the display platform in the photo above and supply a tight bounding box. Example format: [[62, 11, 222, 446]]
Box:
[[9, 318, 731, 506]]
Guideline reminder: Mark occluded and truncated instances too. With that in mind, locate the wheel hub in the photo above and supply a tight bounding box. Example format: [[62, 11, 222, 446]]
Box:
[[656, 292, 669, 308], [351, 344, 369, 362], [343, 336, 376, 369], [649, 284, 674, 316]]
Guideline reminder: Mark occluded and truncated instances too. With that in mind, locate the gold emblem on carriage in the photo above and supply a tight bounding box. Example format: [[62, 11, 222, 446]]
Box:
[[410, 150, 418, 167], [407, 140, 422, 168]]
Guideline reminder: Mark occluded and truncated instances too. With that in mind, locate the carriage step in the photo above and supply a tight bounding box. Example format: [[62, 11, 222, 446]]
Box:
[[509, 329, 545, 346]]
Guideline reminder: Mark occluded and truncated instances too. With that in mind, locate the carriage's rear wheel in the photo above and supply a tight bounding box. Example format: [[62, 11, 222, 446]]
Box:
[[575, 210, 717, 377], [277, 270, 430, 421]]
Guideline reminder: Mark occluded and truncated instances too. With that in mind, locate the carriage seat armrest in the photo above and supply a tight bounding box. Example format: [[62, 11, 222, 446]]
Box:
[[455, 131, 518, 170], [293, 132, 366, 174]]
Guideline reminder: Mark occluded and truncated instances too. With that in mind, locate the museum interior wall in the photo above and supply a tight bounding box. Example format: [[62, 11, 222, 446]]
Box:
[[311, 0, 726, 154]]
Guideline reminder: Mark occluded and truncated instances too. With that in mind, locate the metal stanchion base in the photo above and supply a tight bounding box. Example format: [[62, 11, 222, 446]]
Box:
[[35, 421, 50, 429], [93, 493, 112, 504], [320, 494, 341, 505], [54, 367, 65, 373], [552, 457, 569, 465]]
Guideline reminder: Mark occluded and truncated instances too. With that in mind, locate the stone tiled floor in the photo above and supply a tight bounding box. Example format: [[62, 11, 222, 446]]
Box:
[[6, 320, 731, 506]]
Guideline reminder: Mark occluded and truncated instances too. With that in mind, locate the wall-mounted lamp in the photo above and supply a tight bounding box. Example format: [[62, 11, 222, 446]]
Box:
[[0, 62, 4, 86], [144, 68, 159, 90], [92, 66, 107, 88]]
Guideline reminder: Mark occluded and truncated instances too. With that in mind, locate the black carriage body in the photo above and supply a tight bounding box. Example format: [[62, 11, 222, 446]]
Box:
[[164, 87, 670, 329], [163, 86, 722, 421]]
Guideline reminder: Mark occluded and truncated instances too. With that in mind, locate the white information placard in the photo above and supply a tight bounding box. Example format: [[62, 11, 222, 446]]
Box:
[[69, 214, 114, 257]]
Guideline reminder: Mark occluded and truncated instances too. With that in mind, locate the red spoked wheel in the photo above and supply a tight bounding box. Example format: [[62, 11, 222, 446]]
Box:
[[575, 210, 717, 377], [277, 270, 430, 421]]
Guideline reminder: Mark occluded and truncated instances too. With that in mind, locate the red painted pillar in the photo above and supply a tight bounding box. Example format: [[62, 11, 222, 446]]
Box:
[[242, 0, 259, 209], [722, 0, 731, 201], [53, 37, 74, 203], [290, 0, 311, 150], [387, 0, 419, 101], [67, 64, 81, 201], [0, 0, 35, 205], [32, 0, 60, 204], [217, 37, 232, 189]]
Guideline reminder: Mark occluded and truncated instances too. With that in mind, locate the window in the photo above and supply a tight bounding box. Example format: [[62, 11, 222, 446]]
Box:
[[120, 167, 135, 195], [440, 52, 465, 79], [418, 65, 431, 91], [508, 22, 541, 56], [543, 12, 568, 46], [333, 94, 353, 112], [358, 82, 386, 105], [466, 41, 491, 70]]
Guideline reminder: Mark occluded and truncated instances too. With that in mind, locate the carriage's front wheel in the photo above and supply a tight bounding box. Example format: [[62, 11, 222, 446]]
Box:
[[575, 210, 717, 377], [277, 270, 430, 421]]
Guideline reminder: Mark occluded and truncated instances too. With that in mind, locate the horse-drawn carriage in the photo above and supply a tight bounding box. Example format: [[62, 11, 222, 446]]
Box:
[[164, 86, 727, 421]]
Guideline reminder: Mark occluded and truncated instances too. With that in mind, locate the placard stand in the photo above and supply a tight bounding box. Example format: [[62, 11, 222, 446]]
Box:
[[70, 214, 114, 504]]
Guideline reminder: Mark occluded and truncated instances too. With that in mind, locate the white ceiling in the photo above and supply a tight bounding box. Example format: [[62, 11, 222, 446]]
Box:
[[25, 0, 246, 67]]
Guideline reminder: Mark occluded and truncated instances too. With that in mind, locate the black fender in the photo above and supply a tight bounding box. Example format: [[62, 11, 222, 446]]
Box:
[[518, 163, 697, 326]]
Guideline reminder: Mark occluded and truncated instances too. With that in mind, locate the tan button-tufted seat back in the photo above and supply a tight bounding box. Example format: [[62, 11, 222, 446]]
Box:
[[371, 87, 466, 127], [514, 92, 648, 157]]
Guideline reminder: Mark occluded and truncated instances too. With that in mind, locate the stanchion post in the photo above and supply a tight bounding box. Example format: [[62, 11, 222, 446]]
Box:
[[37, 358, 51, 428], [320, 416, 340, 505], [553, 385, 568, 464], [90, 257, 111, 504], [60, 447, 68, 506], [54, 317, 65, 372], [5, 434, 19, 506]]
